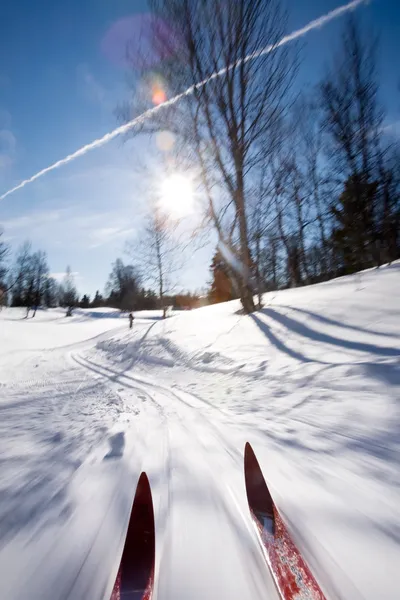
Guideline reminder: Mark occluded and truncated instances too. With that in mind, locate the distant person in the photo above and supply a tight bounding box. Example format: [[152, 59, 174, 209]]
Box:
[[129, 312, 134, 329]]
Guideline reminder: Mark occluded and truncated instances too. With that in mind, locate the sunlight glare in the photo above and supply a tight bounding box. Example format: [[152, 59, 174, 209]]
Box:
[[159, 174, 194, 218]]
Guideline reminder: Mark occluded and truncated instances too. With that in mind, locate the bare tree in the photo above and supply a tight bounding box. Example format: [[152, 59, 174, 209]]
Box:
[[8, 243, 47, 316], [30, 251, 49, 317], [259, 230, 282, 291], [126, 206, 181, 317], [321, 17, 382, 181], [247, 163, 280, 305], [120, 0, 298, 312], [60, 266, 78, 316], [0, 227, 8, 281], [260, 147, 303, 289], [295, 96, 332, 277], [0, 228, 9, 308], [43, 276, 58, 308], [10, 241, 32, 310]]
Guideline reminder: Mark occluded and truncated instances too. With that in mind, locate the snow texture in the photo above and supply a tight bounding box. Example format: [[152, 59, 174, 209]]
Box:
[[0, 263, 399, 599]]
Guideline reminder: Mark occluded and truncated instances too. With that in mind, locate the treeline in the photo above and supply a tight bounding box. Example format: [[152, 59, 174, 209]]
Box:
[[241, 18, 400, 299], [102, 258, 200, 312], [0, 239, 79, 315], [121, 3, 399, 312], [0, 238, 200, 314]]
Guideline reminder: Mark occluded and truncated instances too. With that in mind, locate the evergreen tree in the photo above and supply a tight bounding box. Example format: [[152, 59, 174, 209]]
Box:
[[331, 174, 378, 274], [137, 288, 158, 310], [208, 250, 236, 304], [80, 294, 90, 309], [91, 290, 104, 308]]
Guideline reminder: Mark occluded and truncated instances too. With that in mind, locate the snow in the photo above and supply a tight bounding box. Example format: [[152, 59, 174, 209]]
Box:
[[0, 263, 399, 599]]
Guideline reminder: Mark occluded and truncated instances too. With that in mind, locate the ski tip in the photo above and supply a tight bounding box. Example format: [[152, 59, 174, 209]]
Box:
[[244, 445, 328, 600], [111, 471, 155, 600], [135, 471, 154, 511], [244, 442, 274, 521]]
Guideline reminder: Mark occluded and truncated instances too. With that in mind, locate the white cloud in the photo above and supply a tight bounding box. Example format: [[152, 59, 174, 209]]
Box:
[[0, 144, 147, 265], [2, 203, 139, 253], [88, 226, 137, 248], [2, 209, 65, 231]]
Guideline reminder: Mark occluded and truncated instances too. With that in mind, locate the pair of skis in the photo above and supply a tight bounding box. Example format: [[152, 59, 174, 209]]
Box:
[[110, 444, 326, 600]]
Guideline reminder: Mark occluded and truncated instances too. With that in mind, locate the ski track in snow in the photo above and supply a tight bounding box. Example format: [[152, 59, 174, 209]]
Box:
[[0, 265, 399, 599]]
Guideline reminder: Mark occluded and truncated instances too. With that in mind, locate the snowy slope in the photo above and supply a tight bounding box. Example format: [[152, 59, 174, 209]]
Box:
[[0, 263, 399, 600]]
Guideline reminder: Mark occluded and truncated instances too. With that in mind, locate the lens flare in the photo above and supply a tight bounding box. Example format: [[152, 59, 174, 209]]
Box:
[[152, 88, 167, 106], [156, 131, 175, 152]]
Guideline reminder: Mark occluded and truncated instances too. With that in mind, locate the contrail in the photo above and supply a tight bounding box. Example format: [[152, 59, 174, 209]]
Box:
[[0, 0, 368, 202]]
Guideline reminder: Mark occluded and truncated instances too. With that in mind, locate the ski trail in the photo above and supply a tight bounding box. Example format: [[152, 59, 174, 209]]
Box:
[[74, 351, 278, 600]]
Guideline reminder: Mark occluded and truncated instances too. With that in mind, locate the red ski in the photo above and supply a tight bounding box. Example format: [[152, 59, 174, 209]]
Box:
[[111, 472, 155, 600], [244, 442, 326, 600]]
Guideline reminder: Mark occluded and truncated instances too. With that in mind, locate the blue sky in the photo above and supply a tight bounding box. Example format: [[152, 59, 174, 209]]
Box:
[[0, 0, 399, 298]]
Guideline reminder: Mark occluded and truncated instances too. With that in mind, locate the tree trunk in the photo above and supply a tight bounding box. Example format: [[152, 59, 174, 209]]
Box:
[[155, 231, 165, 318], [254, 233, 263, 309], [236, 177, 255, 314]]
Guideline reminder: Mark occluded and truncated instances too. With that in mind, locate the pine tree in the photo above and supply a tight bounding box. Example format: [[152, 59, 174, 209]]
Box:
[[331, 174, 378, 274], [91, 290, 103, 308], [208, 250, 236, 304], [80, 294, 90, 309]]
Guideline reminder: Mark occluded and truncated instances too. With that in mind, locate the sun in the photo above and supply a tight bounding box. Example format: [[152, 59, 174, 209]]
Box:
[[159, 173, 195, 218]]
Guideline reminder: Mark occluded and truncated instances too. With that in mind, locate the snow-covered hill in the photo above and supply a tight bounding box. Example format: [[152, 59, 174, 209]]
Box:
[[0, 263, 399, 600]]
